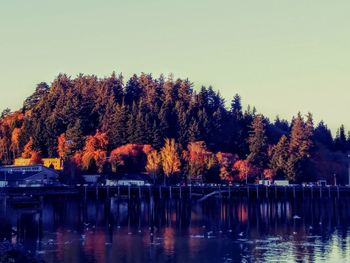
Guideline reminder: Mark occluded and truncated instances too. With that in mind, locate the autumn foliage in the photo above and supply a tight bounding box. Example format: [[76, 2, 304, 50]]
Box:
[[160, 139, 181, 178], [81, 130, 108, 173], [216, 152, 238, 181], [57, 133, 70, 159], [0, 72, 348, 184], [22, 137, 33, 158], [233, 160, 259, 182], [110, 144, 153, 173]]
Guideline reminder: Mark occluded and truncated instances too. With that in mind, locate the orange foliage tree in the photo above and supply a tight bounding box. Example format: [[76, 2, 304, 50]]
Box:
[[22, 137, 33, 158], [81, 130, 108, 173], [160, 139, 181, 185], [57, 133, 71, 160], [263, 169, 276, 181], [233, 160, 259, 183], [10, 127, 21, 158], [146, 149, 161, 183], [72, 151, 83, 168], [216, 152, 238, 181], [110, 144, 153, 173], [183, 141, 214, 182]]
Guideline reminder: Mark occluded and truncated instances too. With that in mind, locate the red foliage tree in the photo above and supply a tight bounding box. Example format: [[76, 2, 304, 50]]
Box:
[[81, 130, 108, 172], [233, 160, 259, 182], [10, 127, 21, 158], [216, 152, 238, 181], [263, 169, 276, 181], [183, 141, 214, 182], [110, 144, 153, 173], [22, 137, 33, 158], [57, 133, 70, 159]]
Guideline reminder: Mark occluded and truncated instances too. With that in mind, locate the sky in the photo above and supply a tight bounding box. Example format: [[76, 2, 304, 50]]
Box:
[[0, 0, 349, 134]]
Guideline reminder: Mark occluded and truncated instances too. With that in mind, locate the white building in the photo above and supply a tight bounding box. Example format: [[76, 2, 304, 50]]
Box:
[[0, 165, 59, 187]]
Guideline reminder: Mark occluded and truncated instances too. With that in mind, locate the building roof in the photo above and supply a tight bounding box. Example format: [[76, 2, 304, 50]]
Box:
[[0, 165, 59, 182]]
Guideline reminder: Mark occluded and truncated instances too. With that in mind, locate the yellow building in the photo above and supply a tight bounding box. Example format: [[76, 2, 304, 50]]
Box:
[[14, 158, 63, 170]]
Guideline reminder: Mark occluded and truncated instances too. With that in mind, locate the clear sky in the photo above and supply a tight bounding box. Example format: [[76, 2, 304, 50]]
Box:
[[1, 0, 349, 133]]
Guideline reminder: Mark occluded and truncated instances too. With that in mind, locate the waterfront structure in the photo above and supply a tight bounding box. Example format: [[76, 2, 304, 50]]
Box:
[[259, 179, 272, 186], [14, 158, 63, 170], [106, 174, 150, 186], [0, 165, 59, 187], [83, 174, 100, 185], [273, 180, 289, 186]]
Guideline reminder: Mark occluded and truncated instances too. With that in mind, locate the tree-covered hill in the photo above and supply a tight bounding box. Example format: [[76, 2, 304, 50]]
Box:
[[0, 72, 349, 184]]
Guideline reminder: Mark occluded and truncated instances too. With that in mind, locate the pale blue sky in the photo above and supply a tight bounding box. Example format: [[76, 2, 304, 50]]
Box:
[[1, 0, 349, 133]]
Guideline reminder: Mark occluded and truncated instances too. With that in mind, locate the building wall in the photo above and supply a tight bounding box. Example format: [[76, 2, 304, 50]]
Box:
[[14, 158, 63, 170]]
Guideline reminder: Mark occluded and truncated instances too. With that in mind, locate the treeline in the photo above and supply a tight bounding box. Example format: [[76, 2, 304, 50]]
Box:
[[0, 72, 349, 184]]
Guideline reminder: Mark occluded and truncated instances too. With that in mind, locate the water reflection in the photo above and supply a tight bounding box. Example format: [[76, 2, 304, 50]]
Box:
[[0, 196, 350, 262]]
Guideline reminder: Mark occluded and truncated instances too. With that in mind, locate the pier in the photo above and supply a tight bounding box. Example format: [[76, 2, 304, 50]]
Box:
[[1, 185, 350, 201]]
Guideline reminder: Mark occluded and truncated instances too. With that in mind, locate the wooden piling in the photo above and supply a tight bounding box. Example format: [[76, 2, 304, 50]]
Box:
[[169, 186, 172, 199], [179, 186, 182, 199], [319, 187, 322, 199], [118, 186, 120, 198], [96, 186, 99, 200], [275, 186, 277, 199], [159, 186, 162, 199], [265, 186, 268, 199], [128, 185, 131, 199], [293, 186, 296, 199], [284, 186, 287, 199], [328, 187, 331, 198], [302, 186, 305, 199], [337, 186, 340, 199], [229, 186, 231, 199]]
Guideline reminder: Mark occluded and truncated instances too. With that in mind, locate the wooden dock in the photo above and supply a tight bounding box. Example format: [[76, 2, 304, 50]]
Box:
[[1, 185, 349, 201]]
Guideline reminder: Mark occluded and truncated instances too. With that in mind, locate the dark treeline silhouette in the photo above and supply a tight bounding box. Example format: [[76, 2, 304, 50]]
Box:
[[0, 72, 349, 184]]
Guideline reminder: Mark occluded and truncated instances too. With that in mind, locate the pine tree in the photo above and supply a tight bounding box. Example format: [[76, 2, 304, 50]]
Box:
[[127, 102, 145, 144], [231, 93, 242, 120], [65, 120, 85, 154], [269, 135, 289, 178], [23, 82, 49, 111], [286, 113, 313, 182], [247, 115, 267, 168], [188, 120, 201, 142], [112, 103, 128, 147], [151, 120, 163, 149], [335, 124, 347, 152]]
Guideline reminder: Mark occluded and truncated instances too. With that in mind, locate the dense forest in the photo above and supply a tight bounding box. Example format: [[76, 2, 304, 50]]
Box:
[[0, 72, 349, 184]]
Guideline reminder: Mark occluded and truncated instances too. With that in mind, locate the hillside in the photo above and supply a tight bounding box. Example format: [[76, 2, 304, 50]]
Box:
[[0, 72, 349, 184]]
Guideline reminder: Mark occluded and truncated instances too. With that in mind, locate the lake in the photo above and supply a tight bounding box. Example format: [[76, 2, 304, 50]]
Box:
[[0, 195, 350, 262]]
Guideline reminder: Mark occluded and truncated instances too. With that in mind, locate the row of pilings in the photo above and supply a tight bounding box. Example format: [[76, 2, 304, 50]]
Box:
[[77, 185, 348, 201]]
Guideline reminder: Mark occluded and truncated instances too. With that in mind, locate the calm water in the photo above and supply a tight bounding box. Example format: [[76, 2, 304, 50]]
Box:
[[1, 196, 350, 263]]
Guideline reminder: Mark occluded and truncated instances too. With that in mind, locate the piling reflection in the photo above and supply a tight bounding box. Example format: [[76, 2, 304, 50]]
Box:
[[0, 196, 350, 262]]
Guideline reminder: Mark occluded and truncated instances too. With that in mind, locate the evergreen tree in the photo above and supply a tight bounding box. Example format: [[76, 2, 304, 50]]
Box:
[[231, 93, 242, 120], [314, 121, 333, 148], [65, 120, 85, 155], [23, 82, 49, 111], [247, 115, 267, 168], [334, 124, 347, 152], [269, 135, 289, 178]]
